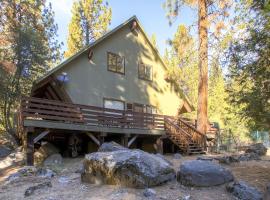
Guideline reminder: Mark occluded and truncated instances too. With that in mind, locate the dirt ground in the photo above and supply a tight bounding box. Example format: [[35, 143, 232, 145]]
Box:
[[0, 154, 270, 200]]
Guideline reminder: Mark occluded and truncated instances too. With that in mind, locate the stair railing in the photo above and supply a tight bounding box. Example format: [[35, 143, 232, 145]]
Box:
[[177, 117, 207, 150], [164, 117, 192, 150]]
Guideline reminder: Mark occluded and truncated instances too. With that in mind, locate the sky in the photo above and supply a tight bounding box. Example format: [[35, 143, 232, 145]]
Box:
[[48, 0, 197, 56]]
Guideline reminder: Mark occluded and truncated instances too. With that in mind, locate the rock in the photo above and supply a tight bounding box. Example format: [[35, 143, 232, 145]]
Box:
[[216, 153, 261, 164], [0, 145, 12, 158], [238, 153, 261, 161], [197, 156, 214, 161], [216, 155, 240, 164], [98, 141, 127, 152], [245, 143, 267, 156], [264, 183, 270, 200], [34, 142, 59, 165], [177, 160, 234, 187], [24, 181, 52, 197], [182, 195, 191, 200], [173, 153, 182, 159], [6, 166, 37, 183], [81, 149, 175, 188], [226, 181, 263, 200], [143, 188, 156, 197], [58, 176, 70, 184], [43, 153, 63, 166], [36, 168, 55, 178]]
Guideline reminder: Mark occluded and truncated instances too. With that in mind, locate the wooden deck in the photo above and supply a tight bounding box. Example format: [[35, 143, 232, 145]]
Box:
[[19, 97, 209, 165], [19, 97, 168, 135]]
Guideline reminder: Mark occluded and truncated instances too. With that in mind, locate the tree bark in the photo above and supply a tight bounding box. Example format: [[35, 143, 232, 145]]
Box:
[[197, 0, 208, 134]]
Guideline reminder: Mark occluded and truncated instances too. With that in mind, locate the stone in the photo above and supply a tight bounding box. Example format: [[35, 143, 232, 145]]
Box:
[[98, 141, 127, 152], [143, 188, 156, 197], [34, 142, 59, 165], [24, 181, 52, 197], [43, 153, 63, 166], [216, 153, 261, 164], [173, 153, 182, 159], [0, 145, 12, 158], [197, 156, 214, 161], [264, 183, 270, 200], [5, 166, 37, 183], [245, 143, 267, 156], [177, 160, 234, 187], [238, 153, 261, 161], [81, 149, 175, 188], [58, 176, 70, 184], [226, 181, 263, 200], [216, 155, 240, 164], [36, 168, 55, 178]]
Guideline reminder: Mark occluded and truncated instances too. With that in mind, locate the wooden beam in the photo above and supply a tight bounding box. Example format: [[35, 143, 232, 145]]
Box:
[[24, 119, 166, 136], [155, 137, 164, 154], [26, 131, 34, 166], [128, 135, 138, 147], [86, 132, 100, 146], [121, 135, 129, 147], [46, 85, 60, 100], [33, 130, 50, 143]]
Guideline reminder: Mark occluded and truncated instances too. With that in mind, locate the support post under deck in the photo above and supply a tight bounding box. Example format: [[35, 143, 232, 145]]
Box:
[[121, 135, 130, 147], [155, 137, 164, 154], [26, 130, 34, 166]]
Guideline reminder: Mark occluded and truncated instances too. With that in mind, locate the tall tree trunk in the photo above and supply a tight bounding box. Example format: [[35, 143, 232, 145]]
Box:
[[197, 0, 208, 134]]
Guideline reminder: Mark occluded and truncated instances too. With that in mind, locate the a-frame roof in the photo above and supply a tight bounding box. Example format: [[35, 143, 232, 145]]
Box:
[[35, 15, 167, 84]]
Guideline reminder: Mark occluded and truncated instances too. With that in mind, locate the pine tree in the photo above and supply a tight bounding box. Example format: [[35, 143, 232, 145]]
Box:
[[227, 0, 270, 131], [164, 0, 232, 133], [65, 0, 112, 57], [165, 24, 199, 118], [0, 0, 62, 142]]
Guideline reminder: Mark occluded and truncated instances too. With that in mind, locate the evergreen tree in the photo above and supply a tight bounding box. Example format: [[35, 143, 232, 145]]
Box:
[[164, 24, 199, 118], [164, 0, 232, 133], [65, 0, 112, 57], [0, 0, 62, 142], [227, 0, 270, 131]]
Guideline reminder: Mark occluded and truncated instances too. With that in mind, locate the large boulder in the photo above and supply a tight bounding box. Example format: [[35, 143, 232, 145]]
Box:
[[34, 142, 59, 165], [226, 181, 263, 200], [177, 160, 234, 187], [245, 143, 267, 156], [81, 149, 175, 188], [216, 153, 261, 164], [98, 141, 127, 152], [43, 153, 63, 166]]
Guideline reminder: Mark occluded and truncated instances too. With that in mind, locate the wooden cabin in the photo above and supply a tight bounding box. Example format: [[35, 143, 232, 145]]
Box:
[[18, 16, 206, 165]]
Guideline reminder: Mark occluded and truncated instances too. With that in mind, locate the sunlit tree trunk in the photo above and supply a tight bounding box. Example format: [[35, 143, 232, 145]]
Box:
[[197, 0, 208, 134]]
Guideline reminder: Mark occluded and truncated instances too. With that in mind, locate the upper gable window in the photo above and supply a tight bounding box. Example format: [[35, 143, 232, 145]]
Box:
[[107, 52, 125, 74], [138, 62, 152, 81]]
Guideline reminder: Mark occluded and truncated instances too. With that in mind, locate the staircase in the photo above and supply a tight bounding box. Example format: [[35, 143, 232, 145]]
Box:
[[164, 117, 207, 155]]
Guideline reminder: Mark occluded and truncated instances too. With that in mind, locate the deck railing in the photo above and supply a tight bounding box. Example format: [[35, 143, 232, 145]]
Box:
[[20, 97, 166, 130]]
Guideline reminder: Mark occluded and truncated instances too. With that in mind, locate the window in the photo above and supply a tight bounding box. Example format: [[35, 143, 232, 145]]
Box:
[[126, 103, 133, 112], [133, 103, 144, 113], [146, 105, 157, 114], [107, 52, 125, 74], [138, 63, 152, 81], [104, 98, 125, 110], [131, 103, 157, 114]]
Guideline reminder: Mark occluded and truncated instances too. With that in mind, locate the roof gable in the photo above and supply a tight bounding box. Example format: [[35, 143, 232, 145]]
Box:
[[35, 15, 167, 84]]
